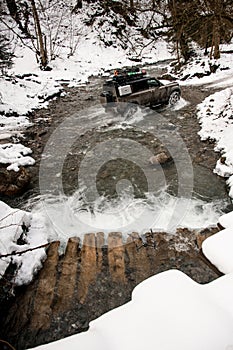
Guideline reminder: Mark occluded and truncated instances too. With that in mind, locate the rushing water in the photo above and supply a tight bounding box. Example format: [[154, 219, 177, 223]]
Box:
[[22, 100, 230, 247], [26, 189, 225, 248]]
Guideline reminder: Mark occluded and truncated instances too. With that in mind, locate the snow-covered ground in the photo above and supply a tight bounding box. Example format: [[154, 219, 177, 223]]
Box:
[[0, 143, 35, 171], [29, 269, 233, 350], [176, 43, 233, 88], [197, 88, 233, 198]]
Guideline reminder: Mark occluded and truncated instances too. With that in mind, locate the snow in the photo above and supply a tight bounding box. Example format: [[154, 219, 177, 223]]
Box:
[[0, 143, 35, 171], [0, 115, 31, 138], [0, 201, 48, 285], [176, 43, 233, 88], [218, 210, 233, 229], [197, 88, 233, 198], [202, 228, 233, 274], [28, 269, 233, 350], [202, 210, 233, 275]]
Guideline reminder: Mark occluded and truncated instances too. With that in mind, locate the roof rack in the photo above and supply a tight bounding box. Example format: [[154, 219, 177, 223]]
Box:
[[112, 67, 147, 85]]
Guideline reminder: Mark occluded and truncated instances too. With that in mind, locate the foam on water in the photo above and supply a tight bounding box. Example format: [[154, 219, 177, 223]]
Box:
[[28, 187, 225, 249]]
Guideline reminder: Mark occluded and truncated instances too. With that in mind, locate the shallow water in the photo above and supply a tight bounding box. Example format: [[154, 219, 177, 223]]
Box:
[[23, 102, 230, 247]]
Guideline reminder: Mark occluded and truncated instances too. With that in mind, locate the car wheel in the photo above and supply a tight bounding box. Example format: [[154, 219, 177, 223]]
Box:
[[168, 91, 180, 106]]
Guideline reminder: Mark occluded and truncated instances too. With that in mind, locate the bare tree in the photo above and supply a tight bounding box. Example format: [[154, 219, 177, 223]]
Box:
[[29, 0, 48, 68]]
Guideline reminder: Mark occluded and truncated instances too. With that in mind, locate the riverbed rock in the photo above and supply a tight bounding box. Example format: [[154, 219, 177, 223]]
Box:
[[0, 167, 31, 196], [149, 152, 172, 166]]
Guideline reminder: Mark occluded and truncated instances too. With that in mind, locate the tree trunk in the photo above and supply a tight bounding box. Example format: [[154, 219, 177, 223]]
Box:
[[30, 0, 48, 68], [213, 18, 220, 59], [130, 0, 134, 8]]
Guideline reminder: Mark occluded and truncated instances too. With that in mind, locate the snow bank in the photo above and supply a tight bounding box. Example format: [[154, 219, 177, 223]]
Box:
[[0, 201, 48, 285], [197, 88, 233, 198], [202, 228, 233, 274], [0, 114, 31, 139], [218, 210, 233, 229], [28, 269, 233, 350], [176, 43, 233, 88], [202, 210, 233, 275], [0, 73, 62, 115], [0, 143, 35, 171]]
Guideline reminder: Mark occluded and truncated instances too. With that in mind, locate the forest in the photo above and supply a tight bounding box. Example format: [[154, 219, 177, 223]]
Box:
[[0, 0, 233, 70]]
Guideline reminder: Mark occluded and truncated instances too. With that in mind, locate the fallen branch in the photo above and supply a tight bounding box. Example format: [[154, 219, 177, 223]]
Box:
[[0, 242, 50, 258]]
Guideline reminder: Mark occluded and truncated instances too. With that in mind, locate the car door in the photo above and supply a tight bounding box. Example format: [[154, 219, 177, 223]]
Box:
[[149, 79, 166, 104]]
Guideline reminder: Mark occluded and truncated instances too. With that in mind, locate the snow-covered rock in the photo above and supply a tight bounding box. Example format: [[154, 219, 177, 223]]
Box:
[[0, 143, 35, 171], [0, 201, 48, 285]]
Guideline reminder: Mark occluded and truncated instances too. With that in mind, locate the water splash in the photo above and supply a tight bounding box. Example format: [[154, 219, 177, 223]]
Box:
[[26, 187, 225, 250]]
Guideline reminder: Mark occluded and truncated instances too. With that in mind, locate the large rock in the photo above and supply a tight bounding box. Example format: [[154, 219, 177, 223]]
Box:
[[0, 166, 31, 196], [149, 152, 172, 166]]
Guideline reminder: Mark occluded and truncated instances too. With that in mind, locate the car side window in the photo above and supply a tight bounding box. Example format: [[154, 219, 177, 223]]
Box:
[[148, 79, 160, 87]]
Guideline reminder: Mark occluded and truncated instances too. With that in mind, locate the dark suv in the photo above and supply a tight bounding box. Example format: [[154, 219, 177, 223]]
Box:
[[100, 67, 181, 108]]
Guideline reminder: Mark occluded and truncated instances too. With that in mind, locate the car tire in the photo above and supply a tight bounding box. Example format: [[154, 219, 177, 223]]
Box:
[[168, 91, 180, 106]]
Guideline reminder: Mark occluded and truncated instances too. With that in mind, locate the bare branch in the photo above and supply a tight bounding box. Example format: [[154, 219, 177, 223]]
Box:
[[0, 242, 50, 259], [0, 339, 16, 350]]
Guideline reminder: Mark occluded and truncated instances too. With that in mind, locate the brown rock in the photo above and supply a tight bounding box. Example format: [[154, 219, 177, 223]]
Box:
[[54, 237, 80, 314], [108, 232, 126, 283], [0, 167, 31, 196], [96, 232, 105, 273], [126, 232, 151, 284], [77, 233, 97, 304], [30, 241, 60, 330], [149, 152, 172, 166]]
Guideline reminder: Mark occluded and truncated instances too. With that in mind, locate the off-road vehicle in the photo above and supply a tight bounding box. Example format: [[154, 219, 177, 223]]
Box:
[[100, 67, 181, 108]]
